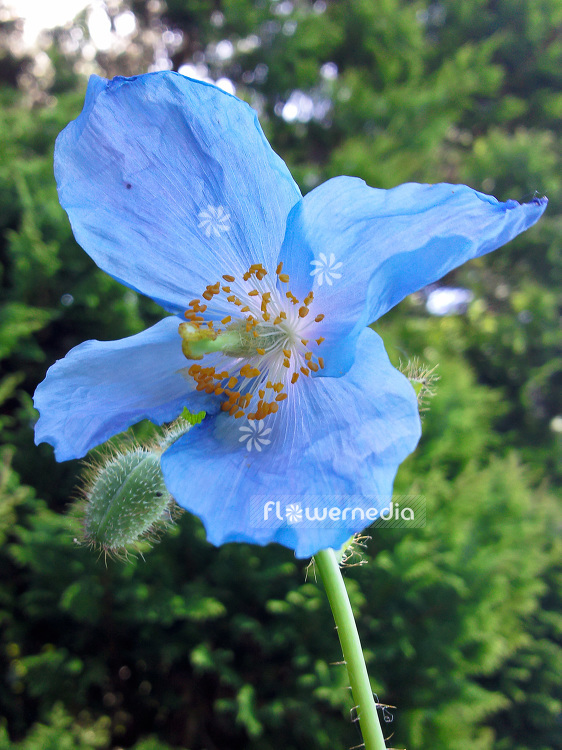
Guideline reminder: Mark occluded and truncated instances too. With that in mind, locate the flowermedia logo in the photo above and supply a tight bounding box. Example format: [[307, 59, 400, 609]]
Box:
[[238, 420, 272, 452], [250, 495, 426, 529], [197, 205, 231, 237], [310, 252, 343, 286]]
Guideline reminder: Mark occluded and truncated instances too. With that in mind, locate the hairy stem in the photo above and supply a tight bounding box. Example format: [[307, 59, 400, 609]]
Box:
[[315, 547, 387, 750]]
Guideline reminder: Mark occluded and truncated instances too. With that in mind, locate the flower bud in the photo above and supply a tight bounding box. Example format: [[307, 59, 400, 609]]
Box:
[[80, 446, 175, 555], [400, 357, 439, 414]]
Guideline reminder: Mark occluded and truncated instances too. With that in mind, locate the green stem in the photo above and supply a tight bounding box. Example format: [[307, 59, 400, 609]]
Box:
[[315, 547, 387, 750]]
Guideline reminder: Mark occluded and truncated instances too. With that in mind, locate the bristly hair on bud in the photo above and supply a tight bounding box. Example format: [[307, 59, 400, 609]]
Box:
[[75, 419, 194, 560], [399, 357, 439, 416]]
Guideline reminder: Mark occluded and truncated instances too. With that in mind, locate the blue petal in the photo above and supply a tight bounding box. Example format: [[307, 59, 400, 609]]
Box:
[[161, 328, 421, 558], [34, 316, 220, 461], [55, 73, 301, 313], [278, 177, 547, 375]]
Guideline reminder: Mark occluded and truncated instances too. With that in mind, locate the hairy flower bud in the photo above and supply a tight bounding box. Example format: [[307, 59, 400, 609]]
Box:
[[399, 358, 439, 415], [76, 419, 197, 557]]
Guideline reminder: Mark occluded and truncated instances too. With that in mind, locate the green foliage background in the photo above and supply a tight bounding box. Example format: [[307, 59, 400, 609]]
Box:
[[0, 1, 560, 748]]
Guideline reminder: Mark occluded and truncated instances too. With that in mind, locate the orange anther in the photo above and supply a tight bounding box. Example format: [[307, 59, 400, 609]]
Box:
[[273, 316, 282, 325], [241, 305, 250, 312], [223, 274, 235, 282], [301, 339, 309, 345], [248, 289, 259, 296], [278, 273, 290, 283], [318, 357, 324, 369], [202, 291, 213, 301], [314, 314, 325, 322], [221, 316, 232, 324], [262, 312, 271, 321], [283, 349, 291, 358], [283, 359, 290, 368], [280, 311, 287, 319], [309, 362, 319, 372], [299, 306, 309, 318], [215, 386, 224, 395], [228, 377, 238, 388], [259, 389, 265, 399], [291, 372, 299, 385], [276, 261, 283, 274], [304, 292, 314, 305], [276, 393, 288, 402], [257, 348, 265, 355], [235, 410, 245, 419], [300, 367, 310, 377], [305, 352, 312, 361], [222, 286, 231, 293], [270, 402, 279, 413], [316, 337, 325, 345], [273, 383, 284, 393]]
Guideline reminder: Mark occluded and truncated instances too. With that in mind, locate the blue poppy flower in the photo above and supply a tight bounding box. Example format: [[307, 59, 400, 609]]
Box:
[[34, 72, 547, 558]]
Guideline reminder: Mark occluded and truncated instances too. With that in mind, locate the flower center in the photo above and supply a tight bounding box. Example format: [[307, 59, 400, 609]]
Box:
[[178, 262, 326, 421]]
